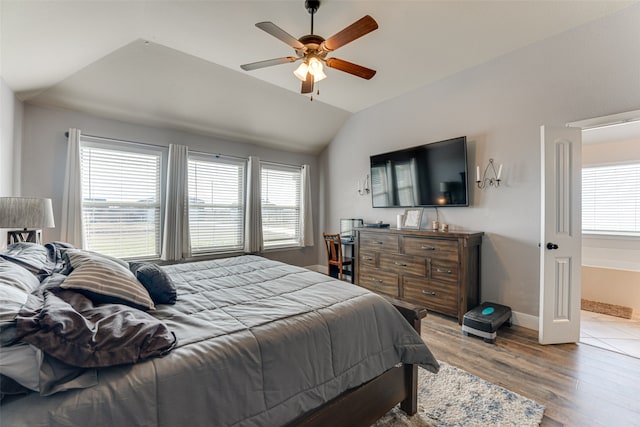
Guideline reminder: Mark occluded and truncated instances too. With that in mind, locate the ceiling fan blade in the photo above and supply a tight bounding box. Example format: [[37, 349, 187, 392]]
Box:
[[325, 58, 376, 80], [301, 73, 314, 94], [256, 22, 305, 50], [240, 56, 298, 71], [322, 15, 378, 52]]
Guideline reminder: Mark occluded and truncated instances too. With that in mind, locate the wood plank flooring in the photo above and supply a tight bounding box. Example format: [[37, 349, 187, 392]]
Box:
[[420, 313, 640, 427]]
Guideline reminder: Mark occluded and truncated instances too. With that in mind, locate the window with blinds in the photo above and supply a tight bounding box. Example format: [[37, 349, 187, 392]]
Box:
[[261, 163, 302, 248], [583, 163, 640, 235], [188, 154, 246, 253], [80, 141, 164, 259]]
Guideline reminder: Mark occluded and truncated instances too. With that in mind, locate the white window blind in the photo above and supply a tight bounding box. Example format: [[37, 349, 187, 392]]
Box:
[[261, 163, 302, 248], [80, 141, 164, 259], [583, 163, 640, 235], [188, 154, 246, 253]]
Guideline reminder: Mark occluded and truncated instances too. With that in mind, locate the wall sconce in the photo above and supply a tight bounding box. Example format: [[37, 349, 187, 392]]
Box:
[[476, 159, 502, 189], [357, 174, 370, 196], [0, 197, 56, 245]]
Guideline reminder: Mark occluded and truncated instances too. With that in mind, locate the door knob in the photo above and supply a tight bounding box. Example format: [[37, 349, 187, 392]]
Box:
[[546, 242, 559, 250]]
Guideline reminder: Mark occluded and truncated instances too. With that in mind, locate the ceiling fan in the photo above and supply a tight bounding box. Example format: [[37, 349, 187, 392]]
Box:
[[240, 0, 378, 95]]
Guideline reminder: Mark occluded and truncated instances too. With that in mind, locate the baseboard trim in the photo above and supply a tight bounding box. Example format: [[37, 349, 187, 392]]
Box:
[[511, 311, 539, 331], [581, 299, 633, 319], [305, 264, 326, 274]]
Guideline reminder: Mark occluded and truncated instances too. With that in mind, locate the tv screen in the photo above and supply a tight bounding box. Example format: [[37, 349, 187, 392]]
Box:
[[370, 136, 469, 208]]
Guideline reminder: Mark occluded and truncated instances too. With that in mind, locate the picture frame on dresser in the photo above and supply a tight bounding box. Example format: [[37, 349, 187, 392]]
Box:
[[402, 208, 423, 229]]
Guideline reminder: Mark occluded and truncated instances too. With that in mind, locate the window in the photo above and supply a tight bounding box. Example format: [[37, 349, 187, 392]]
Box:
[[261, 163, 302, 248], [583, 163, 640, 235], [80, 140, 165, 259], [188, 154, 246, 253]]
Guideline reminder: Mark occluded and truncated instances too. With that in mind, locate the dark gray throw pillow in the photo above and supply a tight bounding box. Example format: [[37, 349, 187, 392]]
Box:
[[129, 263, 177, 305]]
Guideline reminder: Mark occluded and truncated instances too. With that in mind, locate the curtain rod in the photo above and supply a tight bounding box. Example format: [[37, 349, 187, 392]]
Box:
[[65, 132, 302, 167], [64, 131, 163, 150], [64, 131, 245, 161], [261, 160, 304, 169], [188, 150, 246, 162]]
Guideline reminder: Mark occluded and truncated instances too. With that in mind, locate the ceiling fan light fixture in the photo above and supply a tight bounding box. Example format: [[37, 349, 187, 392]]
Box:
[[307, 57, 326, 81], [294, 62, 309, 81], [311, 67, 327, 82]]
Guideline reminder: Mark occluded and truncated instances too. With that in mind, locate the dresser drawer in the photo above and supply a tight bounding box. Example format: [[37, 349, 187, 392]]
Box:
[[402, 277, 458, 317], [403, 237, 458, 261], [380, 254, 426, 277], [430, 259, 459, 284], [360, 232, 399, 253], [359, 251, 377, 268], [358, 268, 399, 297]]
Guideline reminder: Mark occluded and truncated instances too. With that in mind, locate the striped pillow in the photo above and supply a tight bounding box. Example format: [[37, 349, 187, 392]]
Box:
[[60, 250, 155, 311]]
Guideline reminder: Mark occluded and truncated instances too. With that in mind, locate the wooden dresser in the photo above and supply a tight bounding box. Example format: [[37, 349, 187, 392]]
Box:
[[355, 227, 483, 324]]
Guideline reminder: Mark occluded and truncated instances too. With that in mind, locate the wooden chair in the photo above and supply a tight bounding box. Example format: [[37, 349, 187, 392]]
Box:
[[323, 233, 353, 281]]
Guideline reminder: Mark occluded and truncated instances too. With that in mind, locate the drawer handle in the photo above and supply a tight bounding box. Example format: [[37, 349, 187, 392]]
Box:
[[394, 262, 408, 267], [373, 241, 384, 245], [435, 268, 452, 274], [421, 246, 436, 251], [422, 290, 437, 296], [371, 278, 384, 284], [363, 256, 374, 261]]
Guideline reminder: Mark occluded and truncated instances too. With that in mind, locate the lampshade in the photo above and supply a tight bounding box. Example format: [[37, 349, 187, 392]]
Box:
[[294, 62, 309, 81], [308, 57, 326, 82], [0, 197, 55, 229]]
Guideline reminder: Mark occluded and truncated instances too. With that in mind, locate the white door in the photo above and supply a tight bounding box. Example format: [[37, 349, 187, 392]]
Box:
[[539, 125, 582, 344]]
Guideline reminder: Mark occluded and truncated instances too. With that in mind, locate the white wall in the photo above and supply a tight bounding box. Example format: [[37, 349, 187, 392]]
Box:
[[321, 5, 640, 319], [0, 77, 24, 247], [21, 104, 321, 267]]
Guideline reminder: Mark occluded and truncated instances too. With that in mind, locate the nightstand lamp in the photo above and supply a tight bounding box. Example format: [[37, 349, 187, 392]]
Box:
[[0, 197, 55, 245]]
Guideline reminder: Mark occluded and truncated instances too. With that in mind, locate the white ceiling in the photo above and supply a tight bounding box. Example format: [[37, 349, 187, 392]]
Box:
[[1, 0, 636, 154]]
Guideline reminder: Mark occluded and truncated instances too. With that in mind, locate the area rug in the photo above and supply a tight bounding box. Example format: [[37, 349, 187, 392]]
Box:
[[373, 361, 545, 427]]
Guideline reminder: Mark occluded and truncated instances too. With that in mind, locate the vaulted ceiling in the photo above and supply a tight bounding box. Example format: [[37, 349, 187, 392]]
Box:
[[1, 1, 635, 154]]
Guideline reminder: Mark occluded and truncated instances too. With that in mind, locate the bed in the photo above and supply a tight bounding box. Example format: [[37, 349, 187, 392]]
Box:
[[0, 244, 438, 426]]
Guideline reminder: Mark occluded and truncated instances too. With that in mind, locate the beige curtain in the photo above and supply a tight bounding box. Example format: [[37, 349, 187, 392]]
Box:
[[60, 128, 85, 247], [161, 144, 190, 260], [244, 156, 263, 253]]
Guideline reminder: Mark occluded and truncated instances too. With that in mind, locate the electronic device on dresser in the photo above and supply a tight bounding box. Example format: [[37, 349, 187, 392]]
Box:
[[340, 218, 364, 242], [355, 227, 483, 324], [370, 136, 468, 208]]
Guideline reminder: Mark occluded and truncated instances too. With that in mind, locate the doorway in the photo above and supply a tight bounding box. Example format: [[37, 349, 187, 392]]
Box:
[[576, 115, 640, 358]]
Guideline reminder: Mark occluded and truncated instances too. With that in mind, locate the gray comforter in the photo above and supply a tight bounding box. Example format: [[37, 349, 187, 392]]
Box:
[[2, 255, 438, 427]]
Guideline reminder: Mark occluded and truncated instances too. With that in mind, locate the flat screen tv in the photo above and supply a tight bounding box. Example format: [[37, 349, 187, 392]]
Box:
[[370, 136, 469, 208]]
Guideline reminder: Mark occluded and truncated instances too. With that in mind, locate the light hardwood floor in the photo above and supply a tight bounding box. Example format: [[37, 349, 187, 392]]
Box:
[[420, 313, 640, 427]]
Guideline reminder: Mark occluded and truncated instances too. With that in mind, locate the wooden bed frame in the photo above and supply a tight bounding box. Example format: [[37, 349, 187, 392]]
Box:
[[290, 297, 428, 426]]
